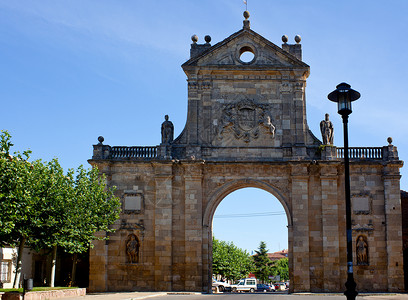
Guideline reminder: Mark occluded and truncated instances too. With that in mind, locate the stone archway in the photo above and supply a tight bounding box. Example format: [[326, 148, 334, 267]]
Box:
[[203, 179, 292, 291], [88, 12, 404, 293]]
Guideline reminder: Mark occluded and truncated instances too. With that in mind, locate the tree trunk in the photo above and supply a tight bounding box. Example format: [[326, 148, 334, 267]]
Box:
[[12, 236, 26, 288], [50, 245, 57, 287], [71, 253, 78, 286]]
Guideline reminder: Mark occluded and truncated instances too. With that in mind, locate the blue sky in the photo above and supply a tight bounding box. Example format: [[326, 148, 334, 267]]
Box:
[[1, 1, 407, 254]]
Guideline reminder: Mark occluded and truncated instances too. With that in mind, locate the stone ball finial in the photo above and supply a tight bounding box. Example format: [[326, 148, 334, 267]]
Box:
[[243, 10, 250, 20], [191, 34, 198, 43], [204, 35, 211, 43], [282, 35, 288, 43], [295, 35, 301, 44], [387, 137, 393, 145], [98, 136, 104, 144]]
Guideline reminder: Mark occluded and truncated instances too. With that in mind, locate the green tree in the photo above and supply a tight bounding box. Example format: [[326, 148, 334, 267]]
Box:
[[63, 165, 121, 285], [0, 130, 44, 287], [271, 257, 289, 281], [28, 159, 74, 287], [252, 241, 273, 282], [0, 131, 121, 287], [212, 237, 253, 282], [29, 163, 121, 287]]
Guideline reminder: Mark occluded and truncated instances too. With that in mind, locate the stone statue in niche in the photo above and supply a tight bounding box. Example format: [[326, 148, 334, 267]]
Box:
[[356, 235, 369, 265], [161, 115, 174, 144], [126, 234, 140, 263], [320, 113, 334, 145]]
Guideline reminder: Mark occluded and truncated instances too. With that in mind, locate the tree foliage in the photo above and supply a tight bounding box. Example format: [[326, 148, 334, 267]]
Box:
[[271, 257, 289, 281], [29, 162, 121, 254], [0, 130, 36, 247], [64, 165, 121, 253], [252, 241, 274, 282], [212, 237, 253, 282], [0, 130, 121, 286]]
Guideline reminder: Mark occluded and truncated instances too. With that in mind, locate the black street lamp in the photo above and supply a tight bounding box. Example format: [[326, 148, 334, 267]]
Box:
[[328, 82, 360, 300]]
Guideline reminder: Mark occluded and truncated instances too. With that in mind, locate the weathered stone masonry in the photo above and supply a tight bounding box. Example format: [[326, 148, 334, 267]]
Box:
[[88, 14, 404, 293]]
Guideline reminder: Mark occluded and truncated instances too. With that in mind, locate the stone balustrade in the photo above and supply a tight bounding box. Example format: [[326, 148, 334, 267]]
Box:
[[111, 146, 158, 158], [337, 147, 384, 159], [323, 144, 399, 161], [91, 143, 399, 162], [92, 144, 158, 160]]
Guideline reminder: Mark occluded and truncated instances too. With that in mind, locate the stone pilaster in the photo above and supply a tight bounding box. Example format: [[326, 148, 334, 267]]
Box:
[[320, 164, 341, 291], [383, 164, 404, 292], [293, 81, 306, 146], [184, 164, 203, 291], [89, 232, 108, 292], [287, 224, 294, 293], [186, 77, 199, 145], [290, 164, 310, 291], [153, 163, 173, 290]]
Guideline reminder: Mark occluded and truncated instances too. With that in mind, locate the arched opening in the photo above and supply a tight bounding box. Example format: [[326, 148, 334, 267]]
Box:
[[210, 186, 290, 292], [213, 187, 288, 254]]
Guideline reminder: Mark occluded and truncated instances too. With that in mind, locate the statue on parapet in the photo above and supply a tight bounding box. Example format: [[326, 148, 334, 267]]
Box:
[[161, 115, 174, 144], [320, 113, 334, 145]]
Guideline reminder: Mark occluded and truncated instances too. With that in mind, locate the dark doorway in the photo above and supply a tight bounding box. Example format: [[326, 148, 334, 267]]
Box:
[[56, 250, 89, 287]]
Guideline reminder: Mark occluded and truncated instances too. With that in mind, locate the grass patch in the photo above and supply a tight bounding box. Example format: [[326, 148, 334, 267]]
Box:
[[0, 287, 79, 293]]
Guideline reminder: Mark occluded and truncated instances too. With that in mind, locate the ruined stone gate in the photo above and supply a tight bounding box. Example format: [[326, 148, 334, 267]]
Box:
[[88, 13, 404, 293]]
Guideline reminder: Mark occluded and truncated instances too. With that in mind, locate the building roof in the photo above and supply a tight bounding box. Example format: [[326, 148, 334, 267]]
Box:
[[268, 249, 288, 261]]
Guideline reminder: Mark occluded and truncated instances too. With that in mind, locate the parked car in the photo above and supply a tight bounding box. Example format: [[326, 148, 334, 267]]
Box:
[[231, 278, 257, 293], [256, 283, 274, 292], [212, 279, 231, 292], [274, 282, 286, 291]]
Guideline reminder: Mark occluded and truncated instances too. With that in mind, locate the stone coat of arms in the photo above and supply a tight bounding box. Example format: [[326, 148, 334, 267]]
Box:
[[217, 99, 275, 143]]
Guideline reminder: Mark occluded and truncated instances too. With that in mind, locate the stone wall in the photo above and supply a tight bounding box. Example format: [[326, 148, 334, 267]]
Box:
[[89, 157, 403, 293]]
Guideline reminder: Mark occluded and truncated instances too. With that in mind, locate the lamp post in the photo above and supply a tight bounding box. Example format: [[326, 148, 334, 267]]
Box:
[[328, 82, 360, 300]]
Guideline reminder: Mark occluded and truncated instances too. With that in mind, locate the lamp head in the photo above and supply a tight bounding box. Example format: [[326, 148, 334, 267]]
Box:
[[328, 82, 360, 116]]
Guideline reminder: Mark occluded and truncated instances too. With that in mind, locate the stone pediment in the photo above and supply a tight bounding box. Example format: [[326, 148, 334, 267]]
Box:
[[182, 28, 309, 71]]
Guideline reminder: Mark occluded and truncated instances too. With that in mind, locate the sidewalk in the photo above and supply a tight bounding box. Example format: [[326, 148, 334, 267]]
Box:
[[62, 291, 168, 300], [60, 291, 408, 300]]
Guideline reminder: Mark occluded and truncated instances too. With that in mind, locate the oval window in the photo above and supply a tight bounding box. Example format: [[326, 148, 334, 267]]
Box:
[[239, 46, 255, 64]]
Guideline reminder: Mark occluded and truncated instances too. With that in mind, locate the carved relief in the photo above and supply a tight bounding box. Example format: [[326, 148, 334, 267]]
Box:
[[280, 82, 292, 93], [187, 81, 211, 90], [120, 219, 145, 231], [294, 82, 304, 91], [126, 233, 140, 264], [352, 222, 374, 234], [356, 235, 369, 265], [216, 99, 275, 143]]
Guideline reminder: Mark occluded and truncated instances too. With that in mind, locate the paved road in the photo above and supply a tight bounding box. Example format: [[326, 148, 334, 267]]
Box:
[[63, 292, 408, 300]]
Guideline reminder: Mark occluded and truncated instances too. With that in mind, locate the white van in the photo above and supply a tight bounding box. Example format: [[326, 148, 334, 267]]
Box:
[[231, 278, 257, 293]]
